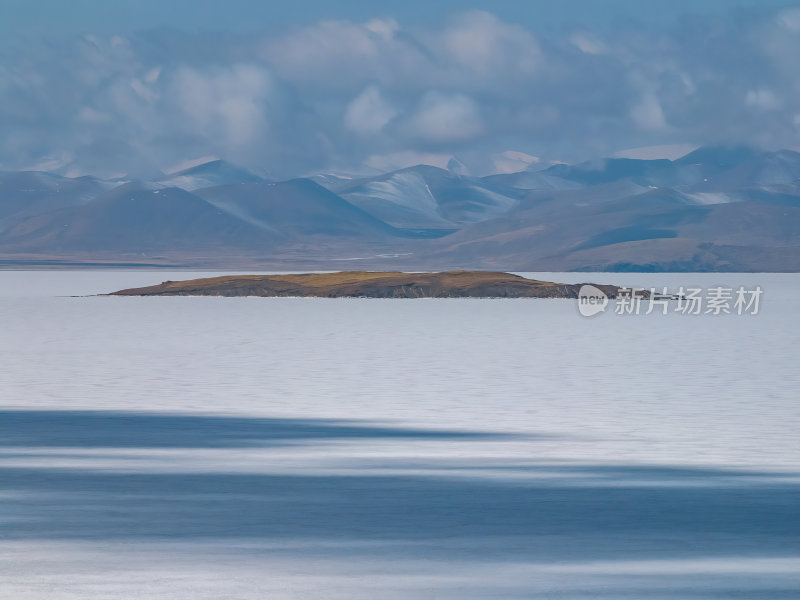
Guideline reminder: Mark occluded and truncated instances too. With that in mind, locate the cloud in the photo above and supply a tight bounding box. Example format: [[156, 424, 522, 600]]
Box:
[[439, 10, 541, 76], [778, 8, 800, 33], [2, 7, 800, 177], [569, 32, 608, 55], [344, 86, 398, 135], [261, 18, 425, 90], [171, 64, 272, 147], [745, 88, 781, 110], [406, 91, 485, 143], [630, 92, 668, 131], [492, 151, 540, 173]]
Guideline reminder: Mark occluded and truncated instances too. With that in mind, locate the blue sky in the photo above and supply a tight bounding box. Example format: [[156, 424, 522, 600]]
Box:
[[2, 0, 800, 177], [4, 0, 797, 37]]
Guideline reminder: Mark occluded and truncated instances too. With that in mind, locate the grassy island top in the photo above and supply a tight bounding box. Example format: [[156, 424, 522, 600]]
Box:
[[110, 271, 622, 299]]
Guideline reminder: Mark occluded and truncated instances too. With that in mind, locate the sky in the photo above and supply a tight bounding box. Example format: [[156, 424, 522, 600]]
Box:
[[2, 0, 800, 178]]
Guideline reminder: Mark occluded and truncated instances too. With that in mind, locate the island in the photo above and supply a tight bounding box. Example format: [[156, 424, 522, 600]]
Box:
[[109, 271, 624, 299]]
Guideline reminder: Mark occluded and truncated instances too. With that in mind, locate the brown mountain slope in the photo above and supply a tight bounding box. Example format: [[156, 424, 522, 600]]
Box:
[[110, 271, 622, 299]]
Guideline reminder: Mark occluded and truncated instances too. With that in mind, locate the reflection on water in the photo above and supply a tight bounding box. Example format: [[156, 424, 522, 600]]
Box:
[[1, 271, 799, 599]]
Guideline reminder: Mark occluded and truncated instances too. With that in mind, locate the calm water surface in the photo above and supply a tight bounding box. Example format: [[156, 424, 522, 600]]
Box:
[[1, 271, 798, 599]]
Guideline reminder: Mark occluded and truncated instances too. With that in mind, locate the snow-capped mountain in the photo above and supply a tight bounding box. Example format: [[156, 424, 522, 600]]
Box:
[[2, 146, 800, 271], [156, 160, 265, 191], [320, 165, 523, 231]]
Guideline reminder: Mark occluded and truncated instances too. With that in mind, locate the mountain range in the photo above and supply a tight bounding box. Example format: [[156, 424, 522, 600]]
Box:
[[2, 147, 800, 271]]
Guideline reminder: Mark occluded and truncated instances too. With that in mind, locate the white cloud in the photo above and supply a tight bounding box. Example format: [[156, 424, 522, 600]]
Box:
[[266, 20, 379, 68], [492, 150, 540, 173], [778, 8, 800, 33], [745, 88, 781, 110], [172, 64, 272, 147], [569, 32, 608, 55], [129, 77, 158, 103], [441, 10, 541, 76], [363, 18, 400, 39], [23, 152, 74, 172], [630, 92, 668, 131], [143, 67, 161, 84], [344, 86, 398, 135], [77, 107, 109, 123], [5, 8, 800, 177], [262, 11, 542, 93], [407, 91, 484, 143], [262, 18, 424, 90]]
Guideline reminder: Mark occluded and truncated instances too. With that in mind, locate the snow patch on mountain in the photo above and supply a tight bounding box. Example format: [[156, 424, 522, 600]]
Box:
[[157, 160, 264, 191], [343, 171, 449, 225]]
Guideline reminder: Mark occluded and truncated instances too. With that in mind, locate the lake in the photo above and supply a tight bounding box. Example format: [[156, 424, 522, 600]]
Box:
[[1, 270, 798, 599]]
